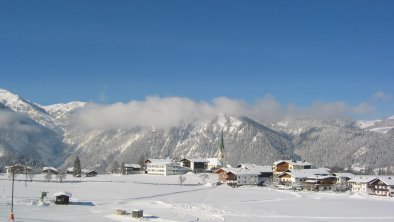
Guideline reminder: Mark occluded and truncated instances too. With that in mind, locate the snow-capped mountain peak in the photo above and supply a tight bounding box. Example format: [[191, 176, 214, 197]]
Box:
[[43, 101, 87, 124], [0, 88, 61, 130]]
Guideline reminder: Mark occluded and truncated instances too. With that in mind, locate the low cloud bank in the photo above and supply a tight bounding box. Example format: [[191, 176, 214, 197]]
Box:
[[0, 110, 40, 132], [71, 95, 371, 129]]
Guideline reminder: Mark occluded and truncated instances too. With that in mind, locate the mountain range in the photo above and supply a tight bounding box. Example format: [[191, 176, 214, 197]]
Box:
[[0, 88, 393, 173]]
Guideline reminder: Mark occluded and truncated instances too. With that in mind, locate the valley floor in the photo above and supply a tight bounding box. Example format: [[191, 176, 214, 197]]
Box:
[[0, 173, 393, 222]]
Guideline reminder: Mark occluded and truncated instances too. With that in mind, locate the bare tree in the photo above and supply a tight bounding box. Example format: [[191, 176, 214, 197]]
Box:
[[27, 171, 35, 182], [178, 174, 186, 186], [44, 171, 52, 182], [56, 170, 67, 183], [199, 173, 209, 184]]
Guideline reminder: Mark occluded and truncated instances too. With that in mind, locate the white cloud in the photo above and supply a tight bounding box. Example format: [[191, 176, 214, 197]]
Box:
[[71, 95, 364, 129], [353, 102, 375, 114], [372, 91, 391, 102], [0, 110, 39, 132]]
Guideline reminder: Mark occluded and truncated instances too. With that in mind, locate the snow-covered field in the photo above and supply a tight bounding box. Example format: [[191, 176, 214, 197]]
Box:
[[1, 173, 394, 222]]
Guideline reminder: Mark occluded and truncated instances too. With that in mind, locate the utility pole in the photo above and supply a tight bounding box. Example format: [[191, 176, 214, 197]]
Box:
[[10, 164, 15, 221]]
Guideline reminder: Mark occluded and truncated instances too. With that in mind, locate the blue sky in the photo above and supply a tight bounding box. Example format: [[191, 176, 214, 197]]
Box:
[[0, 1, 393, 119]]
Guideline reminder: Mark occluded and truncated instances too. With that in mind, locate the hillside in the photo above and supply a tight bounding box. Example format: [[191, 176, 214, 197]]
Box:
[[0, 88, 393, 172]]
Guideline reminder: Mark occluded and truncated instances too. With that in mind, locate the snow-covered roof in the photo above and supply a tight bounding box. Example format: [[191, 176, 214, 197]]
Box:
[[348, 176, 377, 184], [279, 168, 331, 179], [206, 158, 223, 166], [146, 159, 172, 164], [5, 165, 32, 170], [237, 164, 272, 173], [82, 169, 97, 174], [332, 173, 355, 179], [273, 160, 312, 166], [125, 164, 141, 168], [371, 176, 394, 186], [42, 167, 59, 172], [218, 167, 259, 176], [53, 191, 72, 197], [182, 158, 209, 163]]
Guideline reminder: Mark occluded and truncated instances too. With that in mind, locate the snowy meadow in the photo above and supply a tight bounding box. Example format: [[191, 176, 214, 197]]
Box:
[[1, 173, 394, 222]]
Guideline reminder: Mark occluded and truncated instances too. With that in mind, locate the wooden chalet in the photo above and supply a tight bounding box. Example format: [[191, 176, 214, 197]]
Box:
[[273, 160, 312, 176], [278, 168, 335, 191], [124, 164, 141, 174], [41, 167, 59, 175], [5, 165, 32, 174], [303, 176, 337, 191], [369, 176, 394, 197], [215, 167, 260, 186], [84, 169, 98, 177], [181, 158, 209, 173]]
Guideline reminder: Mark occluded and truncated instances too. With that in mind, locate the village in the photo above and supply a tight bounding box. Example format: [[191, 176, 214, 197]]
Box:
[[5, 133, 394, 201]]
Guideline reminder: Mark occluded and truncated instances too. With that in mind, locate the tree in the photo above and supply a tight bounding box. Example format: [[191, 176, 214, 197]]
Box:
[[56, 170, 67, 183], [27, 171, 35, 182], [44, 171, 52, 182], [111, 160, 120, 174], [73, 156, 82, 177], [120, 162, 126, 174], [178, 174, 186, 186], [199, 173, 209, 184], [138, 154, 146, 173]]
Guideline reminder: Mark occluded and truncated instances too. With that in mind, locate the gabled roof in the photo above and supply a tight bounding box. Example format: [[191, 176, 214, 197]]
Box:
[[42, 167, 59, 172], [278, 168, 331, 179], [181, 158, 209, 163], [5, 165, 31, 170], [332, 173, 355, 179], [273, 160, 312, 166], [348, 175, 377, 183], [304, 175, 336, 183], [237, 164, 272, 174], [370, 176, 394, 186], [215, 167, 259, 176], [145, 159, 172, 164], [53, 191, 72, 197], [125, 164, 141, 168], [206, 158, 223, 166], [82, 169, 97, 174]]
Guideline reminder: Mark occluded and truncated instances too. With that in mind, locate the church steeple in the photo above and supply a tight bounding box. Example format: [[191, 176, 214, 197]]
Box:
[[218, 129, 225, 163]]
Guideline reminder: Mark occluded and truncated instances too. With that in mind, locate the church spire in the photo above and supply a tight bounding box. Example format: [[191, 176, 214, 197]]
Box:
[[218, 129, 225, 163]]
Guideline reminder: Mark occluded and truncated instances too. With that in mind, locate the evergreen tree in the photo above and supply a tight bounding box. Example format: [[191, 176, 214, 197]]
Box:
[[120, 162, 126, 174], [73, 156, 82, 177], [138, 154, 146, 172], [111, 160, 119, 174]]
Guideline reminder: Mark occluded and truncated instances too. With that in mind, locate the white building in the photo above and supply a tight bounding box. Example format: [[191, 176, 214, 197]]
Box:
[[145, 159, 190, 176], [215, 167, 261, 186], [206, 158, 223, 171], [277, 168, 337, 191], [332, 173, 354, 186], [347, 176, 376, 193]]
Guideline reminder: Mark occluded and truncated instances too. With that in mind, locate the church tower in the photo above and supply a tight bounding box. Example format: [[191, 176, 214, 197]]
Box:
[[217, 130, 225, 164]]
